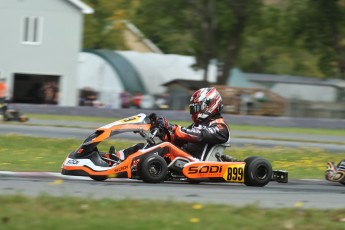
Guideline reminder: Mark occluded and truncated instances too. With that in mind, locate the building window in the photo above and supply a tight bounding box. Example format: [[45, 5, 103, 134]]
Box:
[[21, 16, 43, 44]]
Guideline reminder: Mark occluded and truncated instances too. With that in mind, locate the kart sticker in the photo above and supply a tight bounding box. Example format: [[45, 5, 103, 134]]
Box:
[[223, 165, 245, 182], [183, 162, 245, 181], [66, 159, 80, 165], [183, 163, 226, 178], [100, 113, 146, 129]]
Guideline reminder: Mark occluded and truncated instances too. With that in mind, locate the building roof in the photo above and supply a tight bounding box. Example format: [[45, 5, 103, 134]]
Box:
[[81, 49, 218, 95], [84, 49, 147, 94], [66, 0, 94, 14], [246, 73, 345, 88], [162, 79, 210, 90], [228, 68, 259, 88], [116, 50, 218, 94], [122, 20, 163, 54]]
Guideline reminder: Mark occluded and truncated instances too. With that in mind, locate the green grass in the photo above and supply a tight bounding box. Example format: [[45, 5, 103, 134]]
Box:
[[1, 135, 345, 179], [1, 195, 345, 230], [0, 135, 133, 172], [26, 113, 345, 136]]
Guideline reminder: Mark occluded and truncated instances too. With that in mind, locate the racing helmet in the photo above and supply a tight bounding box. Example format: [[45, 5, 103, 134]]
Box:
[[189, 87, 223, 123]]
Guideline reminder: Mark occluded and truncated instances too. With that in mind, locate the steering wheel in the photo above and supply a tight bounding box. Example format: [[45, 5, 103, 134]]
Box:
[[158, 126, 171, 142], [149, 126, 171, 142]]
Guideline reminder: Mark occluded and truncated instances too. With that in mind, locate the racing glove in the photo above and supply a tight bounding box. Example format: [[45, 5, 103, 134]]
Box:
[[157, 116, 169, 130], [152, 116, 177, 142], [149, 113, 170, 129]]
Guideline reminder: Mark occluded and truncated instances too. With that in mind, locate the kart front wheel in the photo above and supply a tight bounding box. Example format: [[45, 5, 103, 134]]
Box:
[[244, 156, 272, 187], [138, 155, 167, 183]]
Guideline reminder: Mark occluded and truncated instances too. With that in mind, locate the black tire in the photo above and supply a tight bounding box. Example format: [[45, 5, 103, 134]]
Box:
[[90, 176, 108, 181], [187, 179, 201, 184], [244, 156, 272, 187], [137, 154, 167, 183]]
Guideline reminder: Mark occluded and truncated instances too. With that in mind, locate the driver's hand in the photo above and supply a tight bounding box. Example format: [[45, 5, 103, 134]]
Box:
[[149, 113, 160, 129], [157, 117, 169, 129]]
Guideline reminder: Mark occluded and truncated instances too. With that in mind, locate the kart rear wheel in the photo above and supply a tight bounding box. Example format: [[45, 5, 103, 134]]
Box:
[[138, 155, 167, 183], [244, 156, 272, 187], [90, 175, 108, 181]]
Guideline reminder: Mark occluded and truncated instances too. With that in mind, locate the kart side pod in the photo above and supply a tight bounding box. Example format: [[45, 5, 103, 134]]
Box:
[[182, 156, 288, 186]]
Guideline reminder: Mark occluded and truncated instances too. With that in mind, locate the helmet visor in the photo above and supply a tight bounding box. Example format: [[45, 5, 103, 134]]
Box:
[[189, 103, 201, 115]]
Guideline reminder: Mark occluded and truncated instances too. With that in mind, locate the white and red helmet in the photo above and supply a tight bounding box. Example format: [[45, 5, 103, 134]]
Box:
[[189, 87, 223, 123]]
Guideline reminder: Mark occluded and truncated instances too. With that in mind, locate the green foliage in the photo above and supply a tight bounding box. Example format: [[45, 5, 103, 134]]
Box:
[[0, 135, 135, 171], [81, 0, 345, 80], [278, 0, 345, 78], [82, 0, 130, 49], [239, 2, 324, 77], [130, 0, 194, 54]]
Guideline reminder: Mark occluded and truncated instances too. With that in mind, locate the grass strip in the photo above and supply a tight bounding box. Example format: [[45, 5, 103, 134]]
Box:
[[0, 195, 345, 230], [1, 135, 345, 179]]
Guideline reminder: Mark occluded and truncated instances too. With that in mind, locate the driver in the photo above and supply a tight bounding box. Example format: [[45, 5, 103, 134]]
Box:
[[116, 87, 234, 162], [0, 78, 8, 118]]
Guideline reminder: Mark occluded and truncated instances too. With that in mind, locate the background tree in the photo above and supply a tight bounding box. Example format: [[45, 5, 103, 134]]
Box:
[[214, 0, 262, 84], [83, 0, 130, 49], [287, 0, 345, 79], [82, 0, 345, 81], [239, 2, 324, 77], [131, 0, 262, 84], [130, 0, 194, 54], [186, 0, 216, 82]]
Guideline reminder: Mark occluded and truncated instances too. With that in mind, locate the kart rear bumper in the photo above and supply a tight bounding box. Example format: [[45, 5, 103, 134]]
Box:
[[271, 170, 288, 183]]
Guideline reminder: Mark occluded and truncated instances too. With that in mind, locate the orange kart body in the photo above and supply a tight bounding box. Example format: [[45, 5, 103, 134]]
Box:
[[61, 113, 288, 186]]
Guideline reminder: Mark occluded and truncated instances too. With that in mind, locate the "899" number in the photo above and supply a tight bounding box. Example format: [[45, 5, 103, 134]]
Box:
[[227, 166, 244, 182]]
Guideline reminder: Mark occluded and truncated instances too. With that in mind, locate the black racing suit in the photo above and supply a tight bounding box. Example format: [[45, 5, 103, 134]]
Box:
[[171, 113, 231, 160], [118, 113, 230, 161]]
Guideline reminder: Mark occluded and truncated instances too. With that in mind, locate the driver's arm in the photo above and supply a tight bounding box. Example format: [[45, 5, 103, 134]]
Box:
[[173, 123, 229, 145]]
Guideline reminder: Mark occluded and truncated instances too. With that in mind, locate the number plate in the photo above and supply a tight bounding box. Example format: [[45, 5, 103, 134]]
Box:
[[223, 165, 245, 182]]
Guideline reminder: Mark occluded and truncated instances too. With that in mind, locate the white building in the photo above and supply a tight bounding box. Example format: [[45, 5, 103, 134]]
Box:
[[0, 0, 93, 106], [78, 50, 217, 108]]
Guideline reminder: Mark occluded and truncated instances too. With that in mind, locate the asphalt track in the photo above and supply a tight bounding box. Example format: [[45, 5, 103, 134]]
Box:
[[1, 119, 345, 151], [1, 119, 345, 209], [0, 171, 344, 209]]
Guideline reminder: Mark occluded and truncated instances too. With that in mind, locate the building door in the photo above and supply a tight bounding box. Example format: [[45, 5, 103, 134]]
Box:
[[12, 73, 60, 104]]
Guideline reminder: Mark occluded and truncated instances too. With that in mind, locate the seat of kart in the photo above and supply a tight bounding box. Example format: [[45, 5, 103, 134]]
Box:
[[203, 143, 230, 161]]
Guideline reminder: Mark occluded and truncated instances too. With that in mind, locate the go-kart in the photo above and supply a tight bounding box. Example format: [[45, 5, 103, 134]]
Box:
[[0, 99, 29, 122], [61, 113, 288, 186], [325, 160, 345, 185]]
